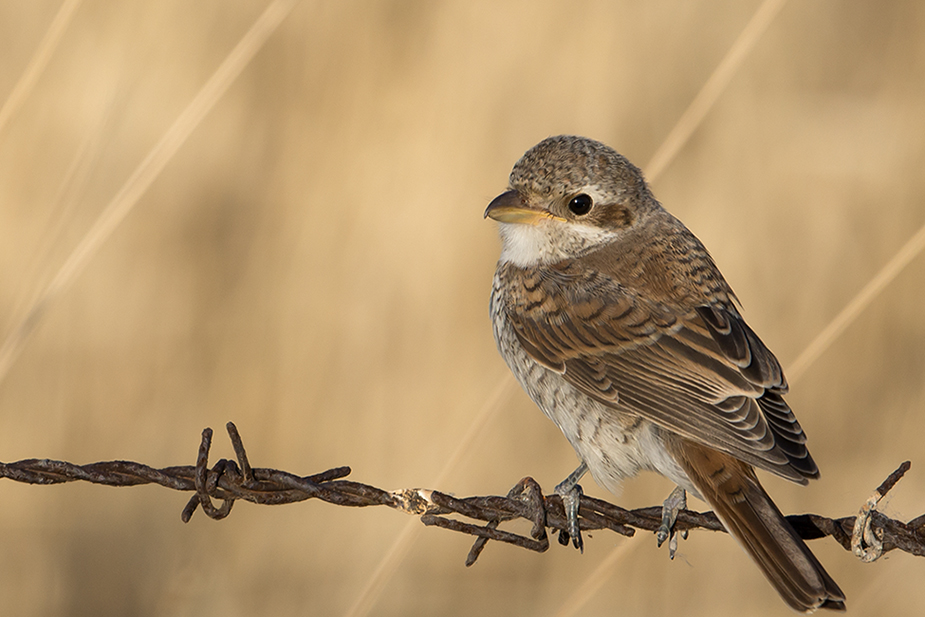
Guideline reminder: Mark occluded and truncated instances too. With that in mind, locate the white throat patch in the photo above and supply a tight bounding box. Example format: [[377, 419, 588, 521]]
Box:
[[497, 221, 616, 267]]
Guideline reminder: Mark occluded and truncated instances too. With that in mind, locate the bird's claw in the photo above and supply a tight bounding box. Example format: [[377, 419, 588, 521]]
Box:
[[555, 462, 588, 553], [557, 483, 584, 552], [656, 486, 687, 559]]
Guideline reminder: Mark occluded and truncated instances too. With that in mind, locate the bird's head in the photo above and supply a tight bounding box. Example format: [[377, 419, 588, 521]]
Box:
[[485, 135, 656, 267]]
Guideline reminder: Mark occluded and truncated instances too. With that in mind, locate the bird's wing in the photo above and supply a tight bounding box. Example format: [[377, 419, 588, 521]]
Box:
[[500, 263, 817, 483]]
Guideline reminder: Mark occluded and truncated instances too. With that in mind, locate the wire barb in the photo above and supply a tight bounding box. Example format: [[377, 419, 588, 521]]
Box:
[[0, 425, 921, 565], [851, 461, 912, 562]]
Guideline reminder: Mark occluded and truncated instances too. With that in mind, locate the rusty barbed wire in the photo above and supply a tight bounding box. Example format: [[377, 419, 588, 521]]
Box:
[[0, 422, 922, 565]]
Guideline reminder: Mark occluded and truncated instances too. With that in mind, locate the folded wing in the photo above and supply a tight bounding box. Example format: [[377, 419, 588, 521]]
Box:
[[500, 262, 817, 483]]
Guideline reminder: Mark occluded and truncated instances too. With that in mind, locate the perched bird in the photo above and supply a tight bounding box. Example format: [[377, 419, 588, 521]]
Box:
[[485, 135, 845, 612]]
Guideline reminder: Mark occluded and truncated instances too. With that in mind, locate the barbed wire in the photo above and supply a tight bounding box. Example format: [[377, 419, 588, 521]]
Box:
[[1, 422, 922, 565]]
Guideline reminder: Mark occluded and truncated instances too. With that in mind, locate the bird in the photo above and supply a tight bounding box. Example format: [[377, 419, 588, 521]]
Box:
[[485, 135, 845, 613]]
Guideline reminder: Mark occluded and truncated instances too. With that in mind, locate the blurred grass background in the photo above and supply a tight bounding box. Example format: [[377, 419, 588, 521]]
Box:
[[1, 1, 924, 616]]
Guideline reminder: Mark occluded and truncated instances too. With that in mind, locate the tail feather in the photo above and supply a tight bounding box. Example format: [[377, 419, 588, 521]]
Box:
[[667, 438, 845, 613]]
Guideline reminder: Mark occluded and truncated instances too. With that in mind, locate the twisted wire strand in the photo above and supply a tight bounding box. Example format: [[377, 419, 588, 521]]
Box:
[[2, 422, 920, 562]]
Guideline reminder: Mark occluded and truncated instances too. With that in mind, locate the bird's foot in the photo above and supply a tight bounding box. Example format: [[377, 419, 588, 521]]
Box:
[[555, 462, 587, 552], [656, 485, 688, 559]]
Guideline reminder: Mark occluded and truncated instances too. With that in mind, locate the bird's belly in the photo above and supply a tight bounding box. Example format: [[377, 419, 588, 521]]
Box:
[[491, 290, 692, 495]]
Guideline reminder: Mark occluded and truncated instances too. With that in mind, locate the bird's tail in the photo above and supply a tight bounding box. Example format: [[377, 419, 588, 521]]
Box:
[[668, 438, 846, 613]]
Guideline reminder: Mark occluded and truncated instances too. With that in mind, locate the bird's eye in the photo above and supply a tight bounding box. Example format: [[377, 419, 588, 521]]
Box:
[[568, 194, 593, 216]]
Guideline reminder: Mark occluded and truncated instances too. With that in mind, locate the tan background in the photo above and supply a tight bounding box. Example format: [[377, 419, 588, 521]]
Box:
[[1, 1, 924, 616]]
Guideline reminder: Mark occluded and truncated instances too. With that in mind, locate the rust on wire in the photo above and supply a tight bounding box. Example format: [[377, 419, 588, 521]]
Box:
[[0, 422, 921, 565]]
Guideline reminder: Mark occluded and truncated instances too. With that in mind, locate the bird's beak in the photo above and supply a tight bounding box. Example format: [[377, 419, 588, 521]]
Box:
[[484, 190, 566, 225]]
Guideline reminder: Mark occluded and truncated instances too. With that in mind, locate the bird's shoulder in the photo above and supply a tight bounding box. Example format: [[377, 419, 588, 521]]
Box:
[[576, 209, 737, 310]]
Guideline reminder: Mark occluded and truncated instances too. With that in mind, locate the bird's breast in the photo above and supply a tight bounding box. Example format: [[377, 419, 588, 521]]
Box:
[[490, 269, 690, 494]]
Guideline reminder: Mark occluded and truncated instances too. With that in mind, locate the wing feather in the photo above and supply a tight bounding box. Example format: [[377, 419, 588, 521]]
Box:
[[500, 262, 817, 483]]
